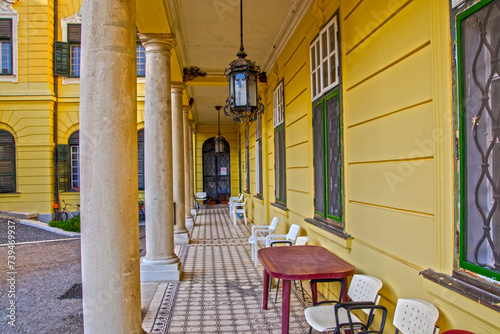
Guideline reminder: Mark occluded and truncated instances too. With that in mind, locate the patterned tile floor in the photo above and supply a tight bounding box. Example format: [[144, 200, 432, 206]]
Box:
[[146, 205, 312, 334]]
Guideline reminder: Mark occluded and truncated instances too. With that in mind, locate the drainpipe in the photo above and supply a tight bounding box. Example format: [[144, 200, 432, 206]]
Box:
[[53, 0, 60, 213]]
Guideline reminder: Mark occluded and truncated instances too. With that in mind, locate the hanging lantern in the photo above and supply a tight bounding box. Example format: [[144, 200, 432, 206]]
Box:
[[223, 0, 264, 123], [214, 106, 226, 153]]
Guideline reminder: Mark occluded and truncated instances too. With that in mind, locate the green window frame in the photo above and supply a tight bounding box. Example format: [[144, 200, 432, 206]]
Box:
[[313, 90, 342, 223], [456, 0, 500, 280], [255, 114, 263, 196], [273, 81, 286, 204], [245, 123, 250, 193], [0, 130, 16, 193]]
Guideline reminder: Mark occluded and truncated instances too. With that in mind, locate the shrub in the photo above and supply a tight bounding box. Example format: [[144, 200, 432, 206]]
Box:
[[49, 215, 80, 232]]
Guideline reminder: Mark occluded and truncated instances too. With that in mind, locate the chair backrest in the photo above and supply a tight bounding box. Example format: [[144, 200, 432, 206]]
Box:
[[295, 236, 310, 246], [195, 192, 206, 199], [348, 274, 383, 303], [269, 217, 279, 232], [393, 299, 439, 334], [285, 224, 300, 242]]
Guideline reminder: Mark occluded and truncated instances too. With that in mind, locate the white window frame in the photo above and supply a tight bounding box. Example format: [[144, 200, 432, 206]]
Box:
[[310, 15, 339, 101], [0, 0, 18, 83], [273, 81, 284, 128], [61, 10, 82, 85], [70, 144, 80, 190]]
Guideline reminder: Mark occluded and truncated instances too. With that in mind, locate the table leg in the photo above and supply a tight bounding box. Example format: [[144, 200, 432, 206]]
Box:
[[263, 269, 270, 310], [281, 279, 291, 334]]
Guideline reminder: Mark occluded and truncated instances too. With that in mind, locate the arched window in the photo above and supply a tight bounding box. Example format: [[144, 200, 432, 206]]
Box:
[[0, 130, 15, 193]]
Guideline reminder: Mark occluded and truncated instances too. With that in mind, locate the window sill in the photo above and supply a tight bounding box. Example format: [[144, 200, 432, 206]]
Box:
[[254, 194, 264, 201], [305, 217, 351, 240], [420, 268, 500, 313], [62, 77, 80, 85], [271, 202, 289, 212], [0, 192, 21, 198], [0, 75, 17, 83]]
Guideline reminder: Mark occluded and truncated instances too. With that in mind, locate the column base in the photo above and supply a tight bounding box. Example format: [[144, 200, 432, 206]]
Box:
[[185, 217, 194, 229], [174, 230, 190, 245], [140, 257, 182, 281], [191, 208, 197, 217]]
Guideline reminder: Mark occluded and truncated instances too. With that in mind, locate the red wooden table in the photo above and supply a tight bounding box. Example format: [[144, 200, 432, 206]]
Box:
[[258, 245, 355, 334]]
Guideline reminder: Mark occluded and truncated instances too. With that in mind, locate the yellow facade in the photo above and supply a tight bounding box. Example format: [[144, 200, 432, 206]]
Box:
[[237, 0, 499, 332], [1, 0, 498, 331]]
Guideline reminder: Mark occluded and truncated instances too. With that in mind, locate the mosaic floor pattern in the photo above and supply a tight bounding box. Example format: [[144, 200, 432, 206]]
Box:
[[149, 206, 311, 334]]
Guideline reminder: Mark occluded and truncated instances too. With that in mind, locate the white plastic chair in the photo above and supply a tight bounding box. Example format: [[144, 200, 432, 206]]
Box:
[[232, 196, 247, 226], [229, 193, 243, 215], [195, 192, 207, 212], [248, 217, 279, 267], [394, 299, 439, 334], [265, 223, 300, 247], [304, 274, 383, 333]]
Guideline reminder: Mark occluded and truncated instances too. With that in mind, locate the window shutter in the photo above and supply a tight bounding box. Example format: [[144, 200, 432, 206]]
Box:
[[57, 144, 70, 191], [0, 19, 12, 40], [138, 129, 144, 190], [68, 24, 81, 43], [0, 130, 15, 193], [54, 41, 69, 76]]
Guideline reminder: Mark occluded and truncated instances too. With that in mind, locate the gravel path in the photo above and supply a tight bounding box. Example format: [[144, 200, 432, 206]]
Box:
[[0, 219, 145, 334], [0, 237, 83, 334]]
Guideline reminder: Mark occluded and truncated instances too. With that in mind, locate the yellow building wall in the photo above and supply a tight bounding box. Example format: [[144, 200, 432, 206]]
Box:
[[241, 0, 499, 332], [0, 0, 55, 218]]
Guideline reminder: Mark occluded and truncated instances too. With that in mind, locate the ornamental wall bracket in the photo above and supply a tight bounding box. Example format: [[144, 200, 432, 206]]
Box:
[[312, 0, 326, 28], [0, 0, 17, 13], [183, 66, 207, 82]]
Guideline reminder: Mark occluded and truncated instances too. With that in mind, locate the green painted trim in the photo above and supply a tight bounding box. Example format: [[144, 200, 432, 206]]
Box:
[[456, 0, 500, 281], [238, 148, 241, 194], [274, 79, 287, 204]]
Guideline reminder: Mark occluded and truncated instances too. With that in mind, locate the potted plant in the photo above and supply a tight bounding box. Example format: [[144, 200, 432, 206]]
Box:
[[220, 195, 229, 204], [207, 197, 216, 205]]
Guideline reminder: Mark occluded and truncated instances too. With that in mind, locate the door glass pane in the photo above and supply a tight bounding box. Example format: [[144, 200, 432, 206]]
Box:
[[322, 61, 329, 89], [326, 96, 340, 218], [329, 22, 336, 54], [313, 103, 325, 215], [321, 31, 328, 58], [330, 55, 337, 86], [460, 1, 500, 274]]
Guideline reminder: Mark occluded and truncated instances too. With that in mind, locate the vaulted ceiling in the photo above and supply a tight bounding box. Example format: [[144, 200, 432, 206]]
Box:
[[137, 0, 312, 126]]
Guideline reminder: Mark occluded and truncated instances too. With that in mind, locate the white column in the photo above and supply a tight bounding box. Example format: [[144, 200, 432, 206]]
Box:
[[183, 106, 194, 228], [189, 121, 196, 216], [139, 34, 181, 281], [79, 0, 145, 332], [172, 83, 190, 244]]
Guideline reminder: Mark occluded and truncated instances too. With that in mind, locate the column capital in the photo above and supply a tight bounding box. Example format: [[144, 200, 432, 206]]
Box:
[[171, 82, 186, 93], [139, 33, 176, 54]]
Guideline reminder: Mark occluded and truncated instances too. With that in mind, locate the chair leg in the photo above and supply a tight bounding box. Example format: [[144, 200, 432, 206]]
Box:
[[233, 211, 237, 226], [275, 279, 280, 303], [243, 211, 247, 226]]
